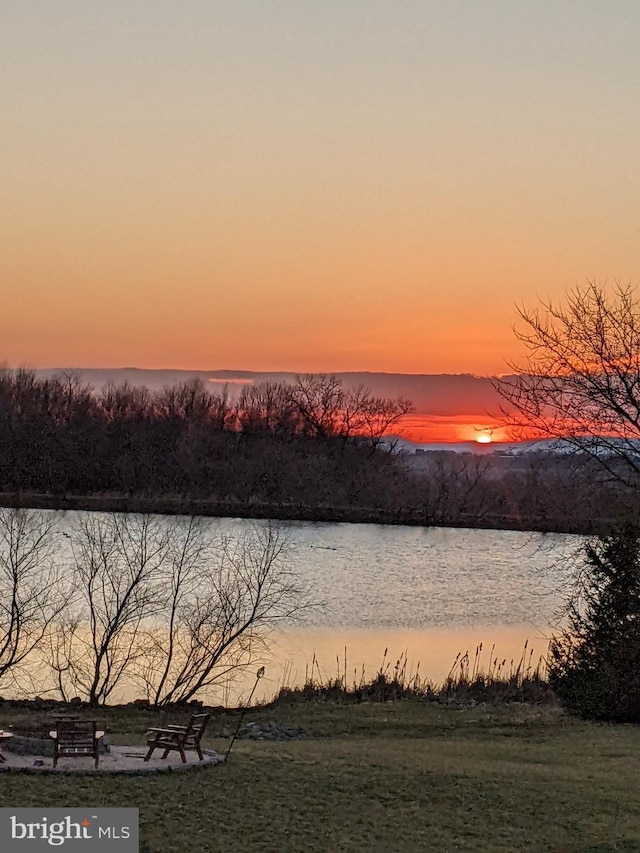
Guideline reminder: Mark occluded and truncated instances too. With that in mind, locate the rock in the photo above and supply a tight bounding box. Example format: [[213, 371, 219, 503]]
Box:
[[240, 721, 305, 741]]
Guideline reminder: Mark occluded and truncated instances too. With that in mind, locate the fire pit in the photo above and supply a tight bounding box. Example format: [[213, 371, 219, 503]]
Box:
[[0, 744, 222, 774]]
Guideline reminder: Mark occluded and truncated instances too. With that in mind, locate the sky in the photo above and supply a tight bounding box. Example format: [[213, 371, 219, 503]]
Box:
[[2, 1, 640, 379]]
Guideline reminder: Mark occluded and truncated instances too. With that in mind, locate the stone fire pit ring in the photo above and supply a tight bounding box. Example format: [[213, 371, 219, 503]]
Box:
[[0, 742, 223, 775]]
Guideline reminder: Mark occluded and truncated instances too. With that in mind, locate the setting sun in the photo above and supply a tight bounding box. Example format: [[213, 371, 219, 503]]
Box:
[[476, 431, 493, 444]]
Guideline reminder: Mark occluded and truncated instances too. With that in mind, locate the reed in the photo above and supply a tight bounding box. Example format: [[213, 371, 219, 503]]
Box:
[[271, 642, 554, 707]]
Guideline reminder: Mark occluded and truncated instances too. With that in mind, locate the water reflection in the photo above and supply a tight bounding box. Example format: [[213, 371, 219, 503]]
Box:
[[279, 522, 579, 629], [24, 513, 583, 705], [239, 624, 554, 705], [196, 521, 580, 704]]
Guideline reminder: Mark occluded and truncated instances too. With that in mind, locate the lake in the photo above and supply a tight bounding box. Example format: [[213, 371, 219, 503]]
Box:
[[240, 520, 580, 703], [21, 512, 584, 705]]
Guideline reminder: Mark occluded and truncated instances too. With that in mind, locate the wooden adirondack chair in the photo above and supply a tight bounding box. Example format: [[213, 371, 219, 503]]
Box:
[[49, 719, 105, 769], [144, 713, 211, 763]]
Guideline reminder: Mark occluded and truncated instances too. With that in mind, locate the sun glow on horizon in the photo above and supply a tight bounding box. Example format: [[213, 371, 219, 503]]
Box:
[[398, 415, 512, 444]]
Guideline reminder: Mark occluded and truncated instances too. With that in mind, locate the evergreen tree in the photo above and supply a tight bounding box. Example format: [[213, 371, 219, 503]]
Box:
[[549, 523, 640, 721]]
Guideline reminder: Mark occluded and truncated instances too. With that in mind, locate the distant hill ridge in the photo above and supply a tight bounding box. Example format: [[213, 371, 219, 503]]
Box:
[[33, 367, 512, 418]]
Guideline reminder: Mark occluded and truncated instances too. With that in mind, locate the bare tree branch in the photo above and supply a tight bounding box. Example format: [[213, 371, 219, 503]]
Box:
[[136, 522, 308, 707], [0, 509, 70, 693], [48, 513, 173, 705], [495, 281, 640, 487]]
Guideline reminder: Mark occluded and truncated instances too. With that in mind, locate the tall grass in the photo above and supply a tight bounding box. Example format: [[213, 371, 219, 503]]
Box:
[[440, 640, 552, 704], [271, 643, 555, 707]]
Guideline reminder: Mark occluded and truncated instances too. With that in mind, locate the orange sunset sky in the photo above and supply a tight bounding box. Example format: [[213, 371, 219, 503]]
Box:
[[2, 3, 639, 440]]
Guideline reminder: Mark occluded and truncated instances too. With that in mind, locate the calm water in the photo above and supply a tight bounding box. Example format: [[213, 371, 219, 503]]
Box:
[[47, 514, 583, 703], [277, 521, 575, 629], [237, 520, 580, 702]]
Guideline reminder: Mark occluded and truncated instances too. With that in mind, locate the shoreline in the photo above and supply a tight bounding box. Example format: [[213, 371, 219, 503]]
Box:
[[0, 491, 606, 535]]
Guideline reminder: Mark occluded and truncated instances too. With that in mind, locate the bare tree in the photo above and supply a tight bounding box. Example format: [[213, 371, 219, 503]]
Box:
[[341, 386, 413, 452], [414, 452, 493, 525], [288, 374, 346, 439], [288, 374, 412, 444], [134, 516, 211, 706], [236, 374, 412, 444], [236, 382, 297, 435], [496, 282, 640, 487], [137, 523, 304, 707], [48, 515, 306, 707], [0, 509, 69, 693], [49, 513, 173, 705]]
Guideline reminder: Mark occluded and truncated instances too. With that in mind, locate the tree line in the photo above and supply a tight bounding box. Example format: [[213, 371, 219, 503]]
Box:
[[1, 354, 638, 533], [0, 369, 411, 514], [409, 448, 638, 533]]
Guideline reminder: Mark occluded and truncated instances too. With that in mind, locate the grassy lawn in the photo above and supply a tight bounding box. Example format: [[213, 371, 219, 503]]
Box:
[[1, 701, 639, 852]]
